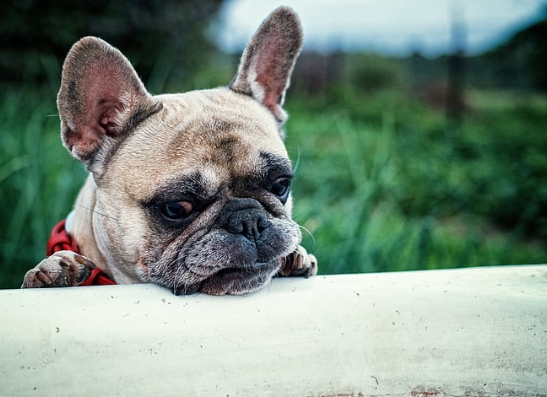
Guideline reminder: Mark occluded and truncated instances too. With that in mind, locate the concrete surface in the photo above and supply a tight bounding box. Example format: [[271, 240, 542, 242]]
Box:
[[1, 265, 546, 396]]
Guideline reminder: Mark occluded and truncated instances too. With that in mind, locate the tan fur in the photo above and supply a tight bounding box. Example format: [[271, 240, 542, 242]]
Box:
[[22, 7, 317, 295]]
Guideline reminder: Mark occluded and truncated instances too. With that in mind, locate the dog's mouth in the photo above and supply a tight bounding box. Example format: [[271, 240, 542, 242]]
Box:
[[173, 281, 204, 296], [172, 262, 278, 296]]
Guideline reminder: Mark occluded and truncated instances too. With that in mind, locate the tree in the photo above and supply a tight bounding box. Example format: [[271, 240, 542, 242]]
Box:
[[491, 7, 547, 92], [0, 0, 225, 89]]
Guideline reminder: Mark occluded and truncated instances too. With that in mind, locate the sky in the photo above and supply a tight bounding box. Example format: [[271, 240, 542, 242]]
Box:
[[215, 0, 547, 56]]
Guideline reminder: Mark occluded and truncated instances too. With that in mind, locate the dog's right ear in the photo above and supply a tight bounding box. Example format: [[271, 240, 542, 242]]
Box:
[[57, 37, 161, 171]]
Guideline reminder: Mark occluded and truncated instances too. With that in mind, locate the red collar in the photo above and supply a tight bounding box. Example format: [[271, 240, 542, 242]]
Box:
[[47, 219, 116, 286]]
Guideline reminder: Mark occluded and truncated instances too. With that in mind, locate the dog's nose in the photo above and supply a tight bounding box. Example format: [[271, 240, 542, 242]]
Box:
[[222, 199, 270, 241]]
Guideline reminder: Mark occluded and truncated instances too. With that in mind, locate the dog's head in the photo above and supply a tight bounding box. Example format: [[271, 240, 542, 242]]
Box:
[[58, 7, 303, 295]]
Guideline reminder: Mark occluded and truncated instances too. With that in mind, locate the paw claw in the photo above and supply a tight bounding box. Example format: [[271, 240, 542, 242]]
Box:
[[22, 251, 97, 288], [278, 245, 318, 278], [35, 271, 53, 286]]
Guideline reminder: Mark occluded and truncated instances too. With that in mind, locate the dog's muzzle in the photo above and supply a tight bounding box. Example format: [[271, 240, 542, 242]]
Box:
[[168, 197, 295, 295]]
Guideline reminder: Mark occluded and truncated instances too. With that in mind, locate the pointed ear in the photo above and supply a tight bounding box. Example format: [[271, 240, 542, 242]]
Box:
[[229, 7, 302, 125], [57, 37, 162, 170]]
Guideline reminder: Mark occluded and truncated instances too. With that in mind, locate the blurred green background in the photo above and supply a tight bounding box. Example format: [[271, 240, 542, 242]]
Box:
[[1, 0, 547, 288]]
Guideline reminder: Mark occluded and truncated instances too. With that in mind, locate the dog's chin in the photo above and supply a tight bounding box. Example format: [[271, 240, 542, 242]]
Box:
[[171, 261, 280, 296]]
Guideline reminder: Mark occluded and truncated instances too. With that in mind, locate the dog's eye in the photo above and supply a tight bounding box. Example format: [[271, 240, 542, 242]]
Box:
[[270, 178, 291, 201], [159, 201, 193, 220]]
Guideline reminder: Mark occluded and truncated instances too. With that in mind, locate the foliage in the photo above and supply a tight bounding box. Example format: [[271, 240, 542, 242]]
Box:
[[0, 0, 225, 92], [285, 87, 547, 275], [0, 86, 87, 288], [486, 6, 547, 92]]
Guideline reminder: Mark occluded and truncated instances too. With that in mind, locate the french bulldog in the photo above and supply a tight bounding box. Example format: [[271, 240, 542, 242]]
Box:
[[21, 6, 317, 295]]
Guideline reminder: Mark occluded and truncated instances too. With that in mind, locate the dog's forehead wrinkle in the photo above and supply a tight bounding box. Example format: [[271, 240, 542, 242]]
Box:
[[151, 167, 221, 202], [157, 89, 281, 136], [260, 151, 293, 174]]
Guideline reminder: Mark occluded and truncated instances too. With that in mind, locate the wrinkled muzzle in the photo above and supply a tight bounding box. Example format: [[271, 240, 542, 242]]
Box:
[[153, 198, 300, 296]]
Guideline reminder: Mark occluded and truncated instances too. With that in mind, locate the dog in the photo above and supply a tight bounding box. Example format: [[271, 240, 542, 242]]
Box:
[[21, 6, 317, 295]]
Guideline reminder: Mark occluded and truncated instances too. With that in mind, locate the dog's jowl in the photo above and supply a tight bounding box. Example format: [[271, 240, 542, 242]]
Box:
[[21, 7, 317, 295]]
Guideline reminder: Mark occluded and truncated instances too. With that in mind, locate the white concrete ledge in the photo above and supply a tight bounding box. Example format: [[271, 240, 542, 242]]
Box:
[[1, 266, 546, 397]]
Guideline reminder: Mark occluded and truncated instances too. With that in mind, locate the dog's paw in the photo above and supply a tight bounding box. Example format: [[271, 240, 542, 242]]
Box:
[[21, 251, 96, 288], [278, 245, 318, 278]]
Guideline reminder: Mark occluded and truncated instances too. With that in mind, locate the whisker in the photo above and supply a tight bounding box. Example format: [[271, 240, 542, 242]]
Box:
[[299, 224, 316, 245], [74, 203, 119, 222], [292, 146, 301, 173]]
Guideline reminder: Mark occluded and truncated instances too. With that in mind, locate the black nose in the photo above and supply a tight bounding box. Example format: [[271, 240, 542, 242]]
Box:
[[222, 199, 270, 241]]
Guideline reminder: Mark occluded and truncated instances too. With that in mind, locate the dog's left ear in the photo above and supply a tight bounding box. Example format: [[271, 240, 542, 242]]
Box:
[[230, 6, 303, 125]]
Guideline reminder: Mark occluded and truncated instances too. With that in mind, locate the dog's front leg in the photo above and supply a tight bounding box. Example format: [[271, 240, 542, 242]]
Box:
[[21, 251, 96, 288], [279, 245, 318, 278]]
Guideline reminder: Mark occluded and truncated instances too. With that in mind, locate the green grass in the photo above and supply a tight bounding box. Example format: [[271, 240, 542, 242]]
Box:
[[1, 81, 546, 289], [285, 88, 547, 274], [0, 86, 87, 288]]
